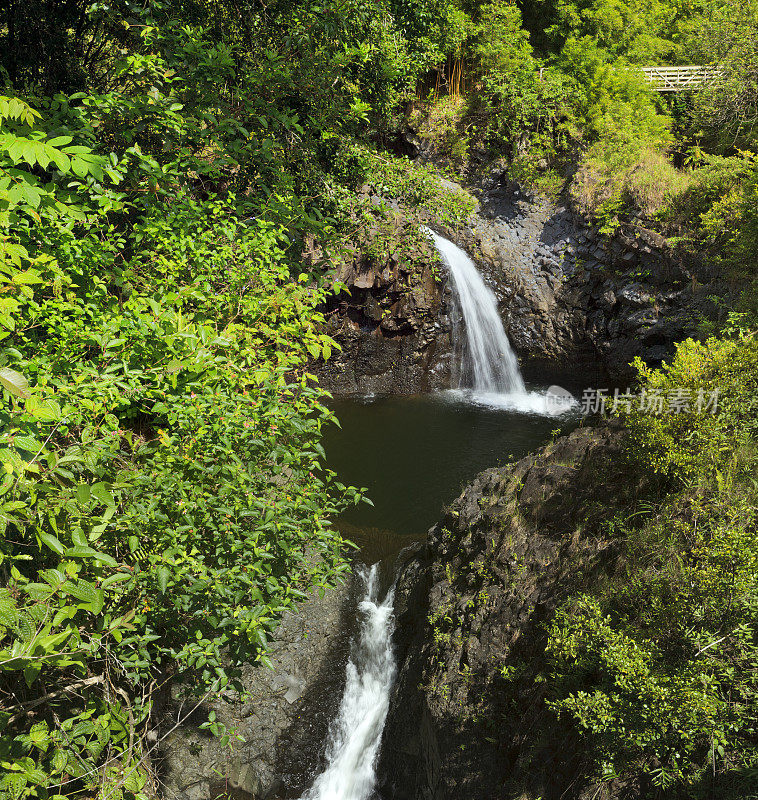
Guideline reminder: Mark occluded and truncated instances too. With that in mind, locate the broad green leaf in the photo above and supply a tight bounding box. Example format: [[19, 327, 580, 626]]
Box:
[[23, 662, 41, 687], [0, 367, 31, 398], [26, 397, 61, 422], [75, 484, 91, 505], [10, 435, 39, 453], [0, 590, 18, 627], [46, 135, 73, 147], [91, 482, 114, 507], [156, 566, 170, 594], [11, 269, 43, 285], [101, 572, 131, 589], [38, 531, 65, 555], [65, 546, 117, 568]]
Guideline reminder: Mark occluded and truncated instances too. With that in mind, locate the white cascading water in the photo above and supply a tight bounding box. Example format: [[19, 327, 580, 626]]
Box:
[[425, 229, 574, 415], [300, 565, 396, 800], [426, 229, 526, 396]]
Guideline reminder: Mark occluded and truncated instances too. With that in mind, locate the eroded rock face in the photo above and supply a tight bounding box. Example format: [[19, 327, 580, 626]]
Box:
[[378, 425, 648, 800], [315, 214, 453, 396], [160, 578, 358, 800], [317, 174, 721, 396], [448, 176, 720, 380]]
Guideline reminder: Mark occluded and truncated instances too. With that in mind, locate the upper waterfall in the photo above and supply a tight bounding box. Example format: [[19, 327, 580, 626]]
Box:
[[425, 229, 526, 396], [425, 229, 576, 415]]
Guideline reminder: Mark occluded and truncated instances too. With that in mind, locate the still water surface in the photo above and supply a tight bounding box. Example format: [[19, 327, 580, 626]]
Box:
[[325, 390, 580, 561]]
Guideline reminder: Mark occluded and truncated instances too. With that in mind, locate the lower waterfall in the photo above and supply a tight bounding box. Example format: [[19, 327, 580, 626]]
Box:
[[300, 566, 396, 800]]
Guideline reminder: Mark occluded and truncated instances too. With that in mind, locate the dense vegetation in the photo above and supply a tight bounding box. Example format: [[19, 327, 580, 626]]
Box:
[[2, 0, 758, 797], [0, 4, 440, 797], [546, 326, 758, 797], [408, 0, 758, 291]]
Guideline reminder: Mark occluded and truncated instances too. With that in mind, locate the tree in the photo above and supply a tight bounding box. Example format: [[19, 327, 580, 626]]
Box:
[[691, 0, 758, 146]]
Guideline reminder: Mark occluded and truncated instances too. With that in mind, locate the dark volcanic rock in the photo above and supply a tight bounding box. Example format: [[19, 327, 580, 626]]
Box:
[[315, 214, 453, 395], [378, 424, 648, 800], [446, 177, 720, 380], [160, 577, 358, 800], [317, 171, 724, 395]]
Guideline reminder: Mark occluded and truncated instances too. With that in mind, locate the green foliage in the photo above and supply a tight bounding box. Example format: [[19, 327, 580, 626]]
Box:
[[0, 166, 363, 792], [4, 0, 758, 797], [618, 335, 758, 479], [548, 585, 758, 793], [0, 94, 118, 285], [687, 0, 758, 149], [473, 2, 534, 78], [663, 153, 751, 235], [471, 3, 570, 158], [410, 96, 472, 167], [389, 0, 476, 73], [559, 45, 681, 227], [534, 0, 710, 64], [547, 331, 758, 795], [558, 40, 672, 144], [328, 141, 476, 226], [0, 4, 401, 793], [572, 144, 690, 230]]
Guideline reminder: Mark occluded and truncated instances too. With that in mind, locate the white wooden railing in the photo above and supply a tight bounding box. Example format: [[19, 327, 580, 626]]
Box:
[[640, 66, 721, 92]]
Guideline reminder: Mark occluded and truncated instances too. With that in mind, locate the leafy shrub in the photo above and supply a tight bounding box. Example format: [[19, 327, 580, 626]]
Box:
[[548, 573, 758, 793], [471, 2, 566, 157], [617, 335, 758, 480], [547, 330, 758, 795], [0, 16, 376, 795], [572, 145, 690, 229], [410, 96, 471, 166], [329, 141, 476, 226], [0, 182, 364, 796], [663, 154, 751, 235]]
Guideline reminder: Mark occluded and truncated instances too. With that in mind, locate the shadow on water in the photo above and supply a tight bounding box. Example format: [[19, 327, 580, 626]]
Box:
[[324, 389, 582, 562]]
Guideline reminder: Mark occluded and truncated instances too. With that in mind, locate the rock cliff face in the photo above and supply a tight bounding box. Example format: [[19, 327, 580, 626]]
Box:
[[160, 577, 358, 800], [315, 214, 453, 396], [448, 175, 720, 380], [318, 174, 722, 395], [378, 424, 649, 800]]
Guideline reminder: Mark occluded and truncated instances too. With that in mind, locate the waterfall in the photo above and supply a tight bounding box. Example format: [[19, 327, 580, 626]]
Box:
[[301, 565, 396, 800], [425, 229, 525, 395], [425, 229, 575, 415]]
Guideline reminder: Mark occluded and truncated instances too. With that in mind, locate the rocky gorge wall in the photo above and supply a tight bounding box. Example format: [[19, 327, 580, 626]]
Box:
[[315, 211, 454, 396], [159, 578, 359, 800], [449, 171, 720, 381], [377, 424, 648, 800], [316, 171, 722, 395]]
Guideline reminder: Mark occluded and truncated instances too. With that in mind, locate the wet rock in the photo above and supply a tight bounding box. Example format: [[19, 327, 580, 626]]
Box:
[[440, 175, 720, 380], [319, 169, 722, 394], [378, 425, 646, 800], [598, 288, 617, 310], [160, 578, 358, 800], [314, 210, 453, 395], [617, 284, 654, 307]]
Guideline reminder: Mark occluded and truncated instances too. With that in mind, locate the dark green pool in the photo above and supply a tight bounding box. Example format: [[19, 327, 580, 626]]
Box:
[[325, 390, 581, 561]]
